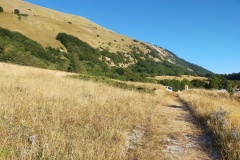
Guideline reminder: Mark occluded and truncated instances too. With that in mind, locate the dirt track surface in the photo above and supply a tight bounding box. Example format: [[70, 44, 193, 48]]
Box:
[[157, 93, 219, 160]]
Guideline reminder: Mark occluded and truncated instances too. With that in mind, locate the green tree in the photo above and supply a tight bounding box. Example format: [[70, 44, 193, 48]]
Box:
[[209, 76, 219, 89], [68, 53, 86, 73], [208, 75, 231, 90], [191, 79, 207, 88]]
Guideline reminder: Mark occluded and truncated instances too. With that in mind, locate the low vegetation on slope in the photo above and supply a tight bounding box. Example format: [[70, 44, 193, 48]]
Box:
[[0, 62, 175, 159], [180, 89, 240, 159], [0, 27, 68, 70]]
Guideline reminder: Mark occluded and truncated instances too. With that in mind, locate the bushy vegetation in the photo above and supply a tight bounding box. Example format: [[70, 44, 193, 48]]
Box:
[[0, 28, 69, 70], [157, 75, 240, 92], [165, 49, 213, 77], [14, 9, 20, 14], [208, 75, 240, 93], [224, 72, 240, 80], [55, 32, 154, 82], [0, 27, 68, 70], [0, 6, 3, 12], [138, 44, 213, 77]]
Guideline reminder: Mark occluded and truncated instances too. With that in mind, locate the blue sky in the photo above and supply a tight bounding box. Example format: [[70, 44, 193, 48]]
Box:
[[24, 0, 240, 74]]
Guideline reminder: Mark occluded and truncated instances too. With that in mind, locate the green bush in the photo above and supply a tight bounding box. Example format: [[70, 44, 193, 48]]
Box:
[[0, 6, 3, 12], [14, 9, 20, 14]]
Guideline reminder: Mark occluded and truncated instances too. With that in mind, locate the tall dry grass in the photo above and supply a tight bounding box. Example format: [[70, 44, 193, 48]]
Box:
[[0, 63, 166, 159], [179, 89, 240, 159]]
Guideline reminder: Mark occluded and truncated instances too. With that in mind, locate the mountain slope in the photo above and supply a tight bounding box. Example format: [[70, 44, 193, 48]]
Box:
[[0, 0, 146, 53], [0, 0, 213, 78]]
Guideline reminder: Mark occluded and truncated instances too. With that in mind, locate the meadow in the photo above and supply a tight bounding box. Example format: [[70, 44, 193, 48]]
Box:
[[0, 62, 171, 159], [180, 89, 240, 159], [1, 62, 240, 159]]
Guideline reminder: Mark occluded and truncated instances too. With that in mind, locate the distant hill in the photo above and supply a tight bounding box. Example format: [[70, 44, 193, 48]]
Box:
[[0, 0, 213, 81]]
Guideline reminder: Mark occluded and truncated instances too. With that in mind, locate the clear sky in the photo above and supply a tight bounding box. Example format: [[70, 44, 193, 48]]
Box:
[[24, 0, 240, 74]]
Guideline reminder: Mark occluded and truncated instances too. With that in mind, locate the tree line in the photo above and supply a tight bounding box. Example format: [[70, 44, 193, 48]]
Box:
[[224, 72, 240, 80], [158, 75, 240, 93]]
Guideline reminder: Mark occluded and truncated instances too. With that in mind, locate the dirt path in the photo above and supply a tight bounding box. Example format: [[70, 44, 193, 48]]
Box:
[[157, 93, 220, 160]]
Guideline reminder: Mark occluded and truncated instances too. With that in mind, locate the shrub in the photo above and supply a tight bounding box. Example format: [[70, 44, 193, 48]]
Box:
[[14, 9, 20, 14], [0, 6, 3, 12], [18, 15, 21, 21]]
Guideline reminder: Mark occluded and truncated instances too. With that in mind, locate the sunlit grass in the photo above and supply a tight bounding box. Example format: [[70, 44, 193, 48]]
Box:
[[179, 89, 240, 159], [0, 63, 166, 159]]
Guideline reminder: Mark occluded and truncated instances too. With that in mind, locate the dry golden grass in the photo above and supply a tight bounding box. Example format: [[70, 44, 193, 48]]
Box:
[[0, 0, 150, 54], [179, 89, 240, 159], [0, 62, 219, 159], [0, 62, 168, 159], [154, 75, 208, 81], [180, 89, 240, 128]]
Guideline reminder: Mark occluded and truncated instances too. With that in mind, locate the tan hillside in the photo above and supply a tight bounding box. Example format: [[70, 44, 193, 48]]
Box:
[[0, 0, 149, 53]]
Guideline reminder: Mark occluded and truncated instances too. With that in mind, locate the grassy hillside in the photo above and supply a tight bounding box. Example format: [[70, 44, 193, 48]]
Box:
[[0, 0, 213, 78], [0, 0, 147, 53]]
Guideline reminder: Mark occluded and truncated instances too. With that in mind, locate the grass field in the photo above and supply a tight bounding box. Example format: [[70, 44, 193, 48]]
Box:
[[0, 62, 171, 159], [1, 62, 239, 159]]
